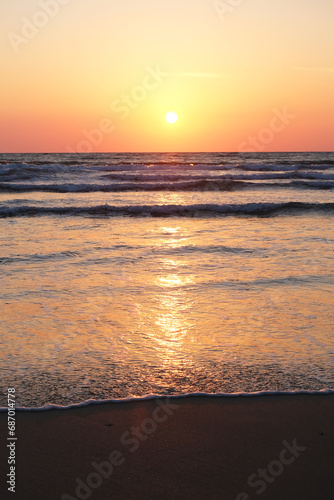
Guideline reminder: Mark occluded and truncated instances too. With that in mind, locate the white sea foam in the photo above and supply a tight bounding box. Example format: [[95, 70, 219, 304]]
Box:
[[1, 389, 333, 412]]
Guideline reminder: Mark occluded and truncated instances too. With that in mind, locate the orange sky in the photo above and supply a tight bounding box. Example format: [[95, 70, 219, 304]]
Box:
[[1, 0, 334, 152]]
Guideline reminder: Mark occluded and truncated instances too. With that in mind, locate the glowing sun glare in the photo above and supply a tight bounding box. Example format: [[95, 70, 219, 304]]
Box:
[[165, 112, 178, 124]]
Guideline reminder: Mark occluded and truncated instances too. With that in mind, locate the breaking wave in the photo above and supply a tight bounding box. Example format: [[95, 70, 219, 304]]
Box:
[[1, 202, 333, 218]]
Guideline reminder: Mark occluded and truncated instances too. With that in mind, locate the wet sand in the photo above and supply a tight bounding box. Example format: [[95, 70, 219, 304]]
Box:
[[0, 393, 333, 500]]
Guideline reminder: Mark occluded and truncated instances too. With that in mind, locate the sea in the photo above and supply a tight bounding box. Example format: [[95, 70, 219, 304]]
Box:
[[0, 152, 333, 410]]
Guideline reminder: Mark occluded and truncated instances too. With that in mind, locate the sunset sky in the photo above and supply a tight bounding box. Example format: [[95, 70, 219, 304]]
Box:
[[1, 0, 334, 152]]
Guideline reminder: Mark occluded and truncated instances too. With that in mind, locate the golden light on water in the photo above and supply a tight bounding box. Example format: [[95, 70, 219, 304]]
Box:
[[157, 274, 194, 288], [2, 213, 333, 403]]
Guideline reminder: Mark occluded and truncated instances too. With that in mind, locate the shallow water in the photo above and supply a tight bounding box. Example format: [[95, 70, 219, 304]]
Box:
[[0, 152, 333, 407]]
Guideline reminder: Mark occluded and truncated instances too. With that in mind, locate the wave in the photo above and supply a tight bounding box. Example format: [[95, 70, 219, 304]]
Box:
[[238, 163, 334, 171], [164, 244, 255, 255], [1, 202, 333, 218], [0, 179, 246, 192], [288, 159, 334, 167], [1, 389, 333, 412], [101, 172, 334, 182], [0, 250, 80, 265], [1, 161, 334, 176], [0, 179, 333, 193]]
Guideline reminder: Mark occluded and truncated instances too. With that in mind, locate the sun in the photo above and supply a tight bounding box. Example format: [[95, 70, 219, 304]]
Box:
[[165, 111, 178, 124]]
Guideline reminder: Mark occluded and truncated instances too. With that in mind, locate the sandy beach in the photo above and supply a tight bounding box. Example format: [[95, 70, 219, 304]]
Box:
[[1, 393, 333, 500]]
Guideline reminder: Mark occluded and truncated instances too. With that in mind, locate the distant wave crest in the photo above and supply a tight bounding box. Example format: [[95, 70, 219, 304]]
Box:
[[0, 178, 333, 193], [1, 202, 333, 218]]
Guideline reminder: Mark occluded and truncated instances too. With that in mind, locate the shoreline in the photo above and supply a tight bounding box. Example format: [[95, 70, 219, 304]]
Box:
[[1, 388, 334, 412], [0, 393, 333, 499]]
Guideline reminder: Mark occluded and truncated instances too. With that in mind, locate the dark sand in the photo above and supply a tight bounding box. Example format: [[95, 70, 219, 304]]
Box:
[[0, 394, 333, 500]]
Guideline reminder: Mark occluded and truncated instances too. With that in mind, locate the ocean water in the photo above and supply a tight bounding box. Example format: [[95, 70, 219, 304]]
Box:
[[0, 152, 333, 409]]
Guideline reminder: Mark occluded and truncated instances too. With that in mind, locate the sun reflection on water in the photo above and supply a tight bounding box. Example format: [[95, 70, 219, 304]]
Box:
[[132, 224, 198, 370], [157, 273, 193, 288]]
